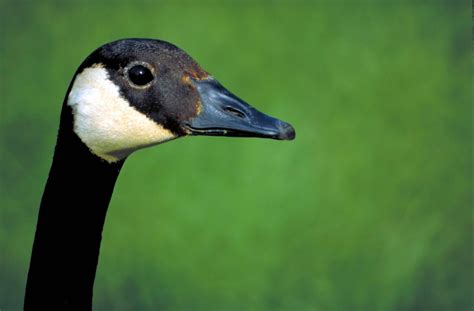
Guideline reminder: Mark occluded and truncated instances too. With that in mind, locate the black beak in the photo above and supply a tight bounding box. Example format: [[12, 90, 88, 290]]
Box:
[[184, 78, 295, 140]]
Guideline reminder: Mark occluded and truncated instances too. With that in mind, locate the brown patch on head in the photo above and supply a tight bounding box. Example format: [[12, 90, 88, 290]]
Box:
[[181, 74, 203, 117], [195, 98, 202, 116], [171, 48, 208, 81], [187, 64, 209, 80], [181, 75, 191, 84]]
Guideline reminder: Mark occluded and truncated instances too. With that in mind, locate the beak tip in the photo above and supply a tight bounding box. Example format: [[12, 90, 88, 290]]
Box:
[[277, 122, 296, 140]]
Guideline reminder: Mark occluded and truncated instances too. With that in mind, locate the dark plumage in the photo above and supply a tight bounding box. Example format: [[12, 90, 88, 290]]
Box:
[[79, 39, 208, 135], [25, 38, 295, 310]]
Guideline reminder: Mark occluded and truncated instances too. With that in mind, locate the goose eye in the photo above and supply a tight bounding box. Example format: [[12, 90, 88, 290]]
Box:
[[127, 65, 154, 86]]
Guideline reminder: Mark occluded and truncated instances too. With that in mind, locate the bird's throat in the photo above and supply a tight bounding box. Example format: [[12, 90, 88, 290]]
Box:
[[24, 104, 125, 310]]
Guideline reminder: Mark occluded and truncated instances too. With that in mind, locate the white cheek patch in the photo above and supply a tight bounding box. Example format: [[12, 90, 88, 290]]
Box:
[[67, 65, 177, 163]]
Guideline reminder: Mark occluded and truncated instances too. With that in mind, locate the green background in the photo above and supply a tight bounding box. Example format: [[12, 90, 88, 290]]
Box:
[[1, 1, 471, 310]]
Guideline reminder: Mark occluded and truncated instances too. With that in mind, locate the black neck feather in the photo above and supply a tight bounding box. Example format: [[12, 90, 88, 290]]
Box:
[[24, 103, 125, 310]]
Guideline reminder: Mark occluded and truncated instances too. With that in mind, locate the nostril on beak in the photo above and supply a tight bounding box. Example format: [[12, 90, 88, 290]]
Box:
[[223, 106, 246, 119], [277, 121, 296, 140]]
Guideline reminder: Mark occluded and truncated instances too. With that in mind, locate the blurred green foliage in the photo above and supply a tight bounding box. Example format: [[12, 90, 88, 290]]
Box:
[[0, 1, 471, 310]]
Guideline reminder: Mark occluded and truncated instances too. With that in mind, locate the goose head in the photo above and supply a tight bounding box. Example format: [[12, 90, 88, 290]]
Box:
[[67, 39, 295, 162]]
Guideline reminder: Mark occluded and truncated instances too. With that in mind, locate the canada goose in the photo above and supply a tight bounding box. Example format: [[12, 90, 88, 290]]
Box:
[[24, 38, 295, 309]]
